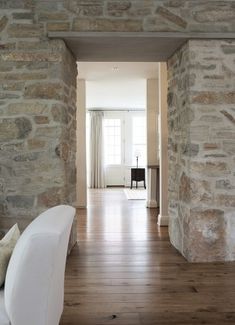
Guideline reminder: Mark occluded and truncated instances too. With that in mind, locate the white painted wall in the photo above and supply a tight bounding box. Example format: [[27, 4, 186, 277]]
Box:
[[146, 79, 159, 208], [147, 79, 159, 166], [86, 79, 146, 109], [76, 79, 87, 207], [158, 63, 169, 226]]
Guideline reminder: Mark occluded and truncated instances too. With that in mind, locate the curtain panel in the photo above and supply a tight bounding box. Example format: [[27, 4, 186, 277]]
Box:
[[89, 111, 105, 188]]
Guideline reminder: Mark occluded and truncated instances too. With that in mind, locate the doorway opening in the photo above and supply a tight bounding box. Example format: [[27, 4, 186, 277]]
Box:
[[77, 61, 162, 209]]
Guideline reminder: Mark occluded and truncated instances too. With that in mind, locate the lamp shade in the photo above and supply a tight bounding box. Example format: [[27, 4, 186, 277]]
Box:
[[134, 149, 141, 157]]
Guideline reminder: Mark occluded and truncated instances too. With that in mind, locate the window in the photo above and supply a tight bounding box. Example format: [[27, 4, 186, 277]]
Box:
[[132, 116, 146, 166], [104, 119, 121, 165]]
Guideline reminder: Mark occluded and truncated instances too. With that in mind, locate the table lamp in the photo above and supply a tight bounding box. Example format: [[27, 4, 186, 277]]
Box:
[[134, 149, 141, 168]]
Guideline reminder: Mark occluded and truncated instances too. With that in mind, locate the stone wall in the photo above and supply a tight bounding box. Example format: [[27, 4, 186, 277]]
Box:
[[37, 0, 235, 33], [168, 40, 235, 262], [0, 2, 77, 241], [1, 0, 235, 35]]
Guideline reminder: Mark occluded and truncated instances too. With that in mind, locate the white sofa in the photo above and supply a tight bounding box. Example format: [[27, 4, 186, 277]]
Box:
[[0, 205, 75, 325]]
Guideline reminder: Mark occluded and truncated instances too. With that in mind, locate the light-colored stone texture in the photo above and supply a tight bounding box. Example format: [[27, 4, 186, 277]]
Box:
[[7, 23, 42, 38], [73, 17, 143, 31], [155, 6, 187, 29], [24, 82, 64, 100], [0, 16, 8, 32], [183, 209, 227, 262], [0, 5, 77, 247], [47, 22, 70, 31], [168, 40, 235, 262]]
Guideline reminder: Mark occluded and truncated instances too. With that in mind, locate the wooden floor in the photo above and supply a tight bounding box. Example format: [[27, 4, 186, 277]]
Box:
[[60, 189, 235, 325]]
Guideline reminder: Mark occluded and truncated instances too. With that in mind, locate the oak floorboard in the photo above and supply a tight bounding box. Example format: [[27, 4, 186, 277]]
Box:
[[60, 189, 235, 325]]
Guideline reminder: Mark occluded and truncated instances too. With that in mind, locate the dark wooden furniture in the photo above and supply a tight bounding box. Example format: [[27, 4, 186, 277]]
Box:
[[131, 168, 146, 189]]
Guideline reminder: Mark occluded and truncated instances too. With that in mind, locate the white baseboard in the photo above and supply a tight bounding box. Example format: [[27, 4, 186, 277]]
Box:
[[146, 200, 158, 208], [157, 214, 169, 226]]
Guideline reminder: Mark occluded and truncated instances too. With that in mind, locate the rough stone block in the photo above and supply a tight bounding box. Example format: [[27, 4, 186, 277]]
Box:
[[221, 45, 235, 54], [14, 152, 40, 162], [179, 172, 212, 205], [51, 104, 68, 124], [15, 117, 32, 139], [1, 72, 47, 81], [220, 110, 235, 125], [156, 6, 187, 29], [2, 82, 24, 91], [181, 143, 199, 157], [199, 115, 223, 123], [107, 1, 131, 17], [37, 187, 66, 208], [6, 195, 34, 208], [222, 140, 235, 155], [34, 115, 49, 124], [12, 12, 34, 20], [0, 16, 8, 32], [24, 82, 63, 100], [1, 51, 61, 63], [191, 161, 229, 177], [216, 179, 234, 190], [0, 117, 32, 141], [7, 23, 42, 38], [203, 143, 220, 150], [143, 16, 176, 32], [47, 22, 70, 31], [6, 102, 48, 115], [183, 209, 227, 262], [64, 0, 103, 16], [0, 197, 7, 215], [193, 8, 235, 23], [73, 17, 142, 32], [38, 12, 69, 21], [55, 142, 69, 161], [27, 138, 46, 150], [215, 194, 235, 208], [0, 92, 20, 99], [192, 91, 235, 105]]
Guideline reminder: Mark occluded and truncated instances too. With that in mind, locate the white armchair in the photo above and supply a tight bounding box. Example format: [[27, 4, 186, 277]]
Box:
[[0, 205, 75, 325]]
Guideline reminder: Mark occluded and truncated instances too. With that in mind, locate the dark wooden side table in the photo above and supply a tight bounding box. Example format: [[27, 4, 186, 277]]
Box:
[[131, 168, 146, 189]]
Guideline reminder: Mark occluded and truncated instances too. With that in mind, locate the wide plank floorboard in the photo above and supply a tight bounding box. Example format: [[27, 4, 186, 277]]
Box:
[[60, 189, 235, 325]]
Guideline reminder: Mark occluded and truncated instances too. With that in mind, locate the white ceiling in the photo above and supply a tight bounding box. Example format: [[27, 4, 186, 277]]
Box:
[[78, 62, 158, 110], [78, 62, 158, 80]]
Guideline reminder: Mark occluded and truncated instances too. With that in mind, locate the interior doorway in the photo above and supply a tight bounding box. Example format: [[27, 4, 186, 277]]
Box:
[[77, 62, 161, 208]]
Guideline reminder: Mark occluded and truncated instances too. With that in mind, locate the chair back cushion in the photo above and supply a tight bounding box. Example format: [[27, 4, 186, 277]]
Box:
[[4, 205, 75, 325], [0, 224, 20, 287]]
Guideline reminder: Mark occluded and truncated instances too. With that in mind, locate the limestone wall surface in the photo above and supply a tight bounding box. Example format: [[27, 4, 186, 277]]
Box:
[[1, 0, 235, 36], [34, 0, 235, 33], [0, 1, 77, 237], [168, 40, 235, 262]]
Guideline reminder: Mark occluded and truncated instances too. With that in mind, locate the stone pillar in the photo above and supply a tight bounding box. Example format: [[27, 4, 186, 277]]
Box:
[[0, 12, 78, 247], [168, 40, 235, 262]]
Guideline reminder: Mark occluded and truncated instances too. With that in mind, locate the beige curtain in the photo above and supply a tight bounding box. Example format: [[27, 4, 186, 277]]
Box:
[[89, 111, 105, 188]]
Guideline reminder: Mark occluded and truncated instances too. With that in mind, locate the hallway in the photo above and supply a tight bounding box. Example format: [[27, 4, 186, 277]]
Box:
[[61, 189, 235, 325]]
